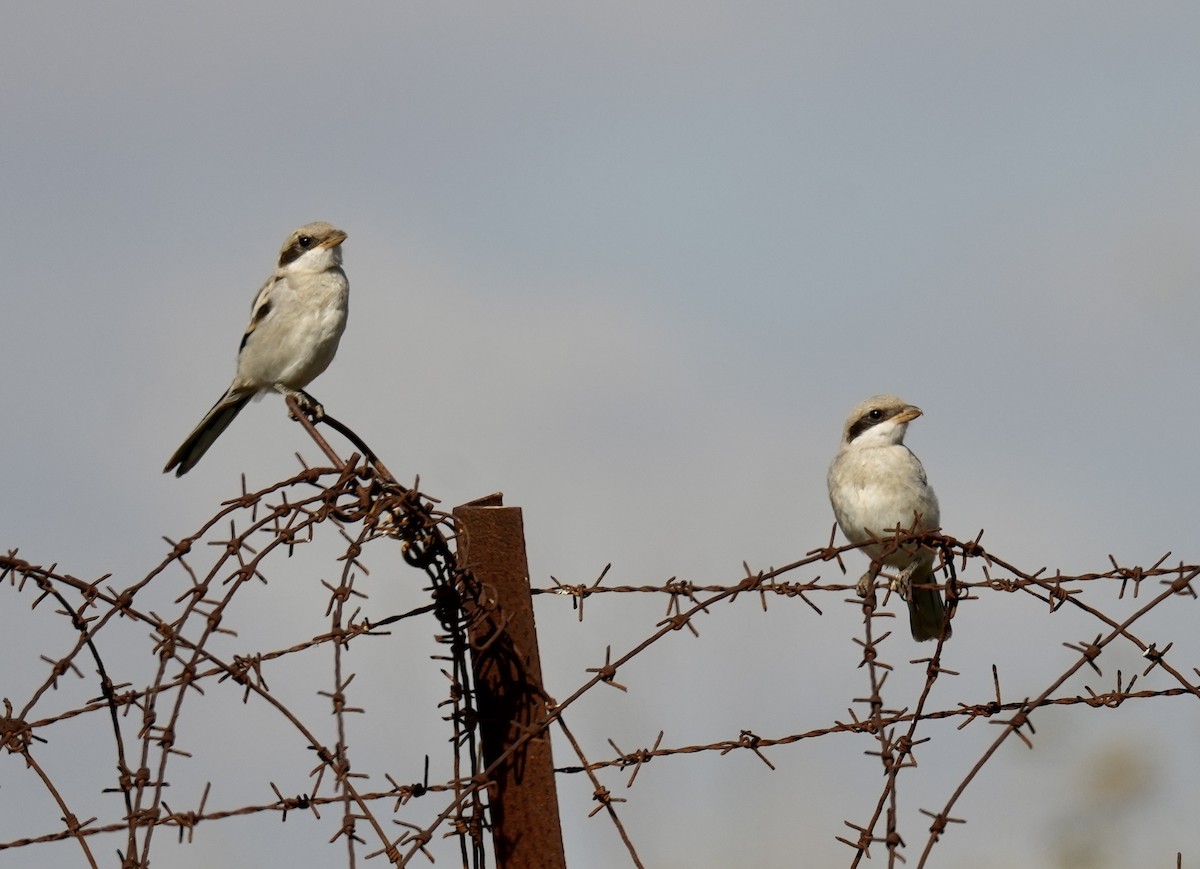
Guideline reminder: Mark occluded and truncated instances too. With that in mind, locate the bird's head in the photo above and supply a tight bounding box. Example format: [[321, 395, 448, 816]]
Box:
[[277, 221, 348, 272], [841, 394, 923, 448]]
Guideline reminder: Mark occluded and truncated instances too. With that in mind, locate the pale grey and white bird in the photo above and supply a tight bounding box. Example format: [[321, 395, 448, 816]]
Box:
[[164, 222, 349, 477], [827, 395, 950, 642]]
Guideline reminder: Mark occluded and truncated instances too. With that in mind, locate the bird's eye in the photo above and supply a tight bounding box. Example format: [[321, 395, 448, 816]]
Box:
[[298, 235, 313, 249], [868, 409, 883, 420]]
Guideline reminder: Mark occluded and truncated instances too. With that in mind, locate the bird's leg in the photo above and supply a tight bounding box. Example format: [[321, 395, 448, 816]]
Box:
[[892, 561, 918, 601], [276, 385, 325, 420], [856, 565, 879, 597]]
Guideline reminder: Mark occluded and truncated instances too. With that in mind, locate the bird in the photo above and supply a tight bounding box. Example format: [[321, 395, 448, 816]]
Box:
[[164, 221, 349, 477], [827, 394, 950, 642]]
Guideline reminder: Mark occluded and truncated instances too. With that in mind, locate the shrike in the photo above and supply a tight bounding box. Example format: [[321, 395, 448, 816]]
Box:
[[827, 395, 950, 642], [164, 222, 349, 477]]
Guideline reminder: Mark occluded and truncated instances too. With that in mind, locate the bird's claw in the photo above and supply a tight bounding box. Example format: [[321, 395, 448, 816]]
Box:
[[279, 386, 324, 420]]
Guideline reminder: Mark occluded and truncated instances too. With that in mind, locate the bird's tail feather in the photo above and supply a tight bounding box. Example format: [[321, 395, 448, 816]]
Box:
[[907, 562, 951, 642], [163, 389, 252, 476]]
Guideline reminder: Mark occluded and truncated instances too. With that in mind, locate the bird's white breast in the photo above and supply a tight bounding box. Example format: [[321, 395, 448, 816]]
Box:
[[829, 444, 939, 554]]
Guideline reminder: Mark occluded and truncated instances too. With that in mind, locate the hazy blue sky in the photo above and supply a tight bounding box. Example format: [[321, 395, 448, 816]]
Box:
[[3, 4, 1199, 867]]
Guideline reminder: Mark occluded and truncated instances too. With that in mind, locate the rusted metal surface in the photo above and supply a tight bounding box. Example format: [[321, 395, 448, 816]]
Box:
[[454, 500, 567, 869]]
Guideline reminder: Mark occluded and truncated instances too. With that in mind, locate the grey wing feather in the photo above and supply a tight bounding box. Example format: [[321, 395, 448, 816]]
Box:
[[239, 276, 276, 352]]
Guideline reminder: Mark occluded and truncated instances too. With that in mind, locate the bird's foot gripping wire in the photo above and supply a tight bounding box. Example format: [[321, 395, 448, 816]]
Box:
[[856, 565, 914, 601], [278, 386, 325, 421]]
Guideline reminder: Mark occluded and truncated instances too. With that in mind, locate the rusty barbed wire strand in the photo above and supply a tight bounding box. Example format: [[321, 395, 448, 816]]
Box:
[[529, 531, 1198, 866], [555, 715, 645, 869]]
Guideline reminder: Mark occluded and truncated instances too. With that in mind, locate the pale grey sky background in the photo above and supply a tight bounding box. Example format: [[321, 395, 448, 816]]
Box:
[[4, 3, 1200, 867]]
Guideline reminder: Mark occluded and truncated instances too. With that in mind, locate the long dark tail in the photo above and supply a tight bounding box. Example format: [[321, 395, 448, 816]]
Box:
[[163, 389, 252, 476], [908, 561, 951, 642]]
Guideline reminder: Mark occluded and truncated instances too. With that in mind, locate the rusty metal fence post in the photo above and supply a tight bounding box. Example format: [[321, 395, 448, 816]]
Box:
[[454, 496, 568, 869]]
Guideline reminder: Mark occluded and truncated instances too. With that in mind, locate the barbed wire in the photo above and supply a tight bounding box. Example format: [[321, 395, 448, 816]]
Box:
[[532, 531, 1197, 866], [2, 404, 1196, 867]]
